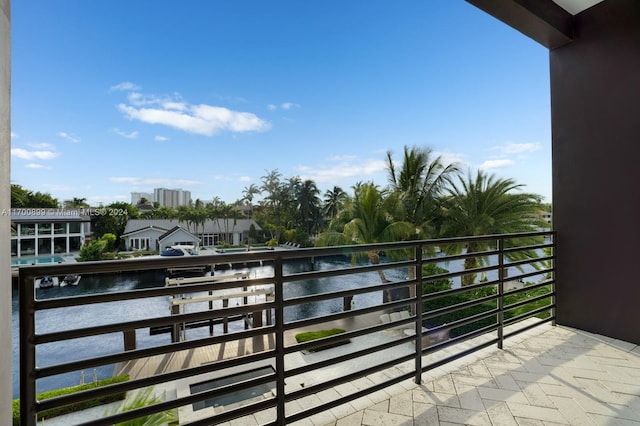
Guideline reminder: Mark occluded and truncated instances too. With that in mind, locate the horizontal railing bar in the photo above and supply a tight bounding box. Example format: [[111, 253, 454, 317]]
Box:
[[504, 316, 554, 340], [422, 295, 499, 321], [504, 279, 554, 297], [33, 277, 276, 310], [286, 332, 415, 373], [283, 278, 414, 307], [502, 241, 554, 254], [504, 305, 554, 326], [504, 255, 553, 270], [283, 299, 414, 332], [36, 325, 276, 379], [421, 248, 499, 265], [35, 302, 275, 344], [422, 279, 499, 300], [37, 349, 277, 412], [504, 292, 554, 311], [282, 259, 415, 284]]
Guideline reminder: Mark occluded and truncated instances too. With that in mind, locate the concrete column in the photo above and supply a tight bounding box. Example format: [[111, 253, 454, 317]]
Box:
[[0, 1, 10, 425]]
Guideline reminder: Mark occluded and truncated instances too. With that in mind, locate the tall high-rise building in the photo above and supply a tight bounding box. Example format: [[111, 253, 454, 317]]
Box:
[[153, 188, 191, 208]]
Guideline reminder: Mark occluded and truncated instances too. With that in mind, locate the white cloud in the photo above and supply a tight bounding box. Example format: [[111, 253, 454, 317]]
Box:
[[294, 158, 387, 183], [113, 129, 140, 139], [493, 142, 541, 154], [433, 151, 467, 168], [59, 132, 80, 143], [239, 176, 252, 182], [28, 142, 55, 150], [110, 81, 141, 92], [109, 177, 201, 187], [281, 102, 300, 110], [118, 100, 271, 136], [155, 136, 168, 142], [268, 102, 301, 111], [26, 163, 50, 169], [11, 148, 58, 160], [479, 159, 515, 170], [10, 132, 17, 139]]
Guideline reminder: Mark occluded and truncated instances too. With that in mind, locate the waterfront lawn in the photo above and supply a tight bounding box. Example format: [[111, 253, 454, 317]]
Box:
[[12, 375, 129, 425], [295, 328, 349, 352]]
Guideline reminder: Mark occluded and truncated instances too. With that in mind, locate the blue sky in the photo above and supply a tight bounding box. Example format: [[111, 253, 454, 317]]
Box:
[[10, 1, 552, 206]]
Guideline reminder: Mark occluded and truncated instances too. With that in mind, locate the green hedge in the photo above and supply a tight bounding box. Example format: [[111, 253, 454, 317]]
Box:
[[12, 375, 129, 425], [295, 328, 350, 352]]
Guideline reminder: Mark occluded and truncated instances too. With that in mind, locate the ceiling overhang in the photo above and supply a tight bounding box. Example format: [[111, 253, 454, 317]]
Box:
[[466, 0, 606, 49]]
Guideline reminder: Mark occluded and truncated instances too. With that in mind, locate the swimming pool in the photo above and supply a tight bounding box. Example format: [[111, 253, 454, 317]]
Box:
[[11, 256, 64, 267]]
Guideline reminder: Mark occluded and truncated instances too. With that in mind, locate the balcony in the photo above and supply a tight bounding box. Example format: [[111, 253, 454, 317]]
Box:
[[16, 231, 596, 425]]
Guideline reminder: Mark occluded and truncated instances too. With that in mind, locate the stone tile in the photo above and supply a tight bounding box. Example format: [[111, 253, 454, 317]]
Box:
[[454, 383, 485, 411], [477, 386, 529, 404], [368, 400, 389, 413], [335, 411, 364, 426], [412, 388, 461, 408], [412, 402, 438, 425], [361, 409, 412, 425], [514, 417, 544, 426], [485, 400, 519, 426], [388, 393, 413, 416], [547, 395, 597, 426], [506, 402, 567, 423], [434, 374, 457, 394], [308, 409, 337, 426], [437, 405, 492, 426], [517, 382, 556, 408]]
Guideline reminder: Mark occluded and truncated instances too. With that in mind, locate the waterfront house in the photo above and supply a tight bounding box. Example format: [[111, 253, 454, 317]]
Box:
[[10, 208, 91, 259], [122, 218, 262, 252]]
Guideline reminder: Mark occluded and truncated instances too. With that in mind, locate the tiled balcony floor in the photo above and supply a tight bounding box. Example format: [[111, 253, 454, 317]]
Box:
[[315, 324, 640, 426]]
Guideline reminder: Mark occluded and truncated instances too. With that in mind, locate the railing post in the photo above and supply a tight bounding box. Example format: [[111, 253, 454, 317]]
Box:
[[19, 272, 37, 426], [497, 237, 504, 350], [550, 233, 557, 326], [414, 244, 423, 384], [274, 256, 286, 425]]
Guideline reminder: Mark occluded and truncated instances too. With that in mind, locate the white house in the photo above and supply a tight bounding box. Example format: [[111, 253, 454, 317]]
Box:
[[10, 208, 91, 259], [121, 218, 261, 252]]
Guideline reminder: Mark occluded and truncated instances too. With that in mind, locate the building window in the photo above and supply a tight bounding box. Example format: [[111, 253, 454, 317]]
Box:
[[69, 222, 81, 233], [54, 223, 67, 234], [54, 237, 67, 254], [38, 223, 52, 235], [20, 224, 35, 236], [38, 238, 52, 255], [20, 239, 35, 256], [70, 236, 82, 252]]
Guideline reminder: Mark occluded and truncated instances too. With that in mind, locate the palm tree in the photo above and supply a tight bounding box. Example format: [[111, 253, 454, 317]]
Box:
[[323, 186, 347, 221], [386, 145, 460, 233], [296, 179, 321, 235], [386, 146, 461, 287], [441, 170, 545, 285], [242, 184, 261, 217], [316, 183, 415, 285]]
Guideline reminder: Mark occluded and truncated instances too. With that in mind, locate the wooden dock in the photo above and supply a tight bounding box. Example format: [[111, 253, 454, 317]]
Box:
[[114, 311, 385, 381]]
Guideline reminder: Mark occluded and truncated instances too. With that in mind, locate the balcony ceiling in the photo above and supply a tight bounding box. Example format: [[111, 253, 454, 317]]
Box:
[[552, 0, 605, 15]]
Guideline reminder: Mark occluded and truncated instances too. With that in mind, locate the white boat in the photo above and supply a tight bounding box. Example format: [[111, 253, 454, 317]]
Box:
[[60, 275, 81, 286], [35, 276, 59, 289]]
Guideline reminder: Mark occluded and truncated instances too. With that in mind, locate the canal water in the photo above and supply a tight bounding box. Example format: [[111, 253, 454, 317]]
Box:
[[11, 253, 545, 398], [11, 257, 408, 399]]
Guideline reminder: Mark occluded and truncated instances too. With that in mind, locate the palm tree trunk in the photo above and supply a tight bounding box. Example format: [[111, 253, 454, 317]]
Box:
[[462, 255, 478, 286]]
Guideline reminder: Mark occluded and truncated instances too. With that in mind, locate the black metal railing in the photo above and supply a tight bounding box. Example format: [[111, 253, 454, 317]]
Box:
[[18, 231, 555, 425]]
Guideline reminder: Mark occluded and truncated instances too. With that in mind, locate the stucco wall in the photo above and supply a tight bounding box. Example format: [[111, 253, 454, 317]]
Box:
[[551, 0, 640, 344], [0, 0, 11, 424]]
